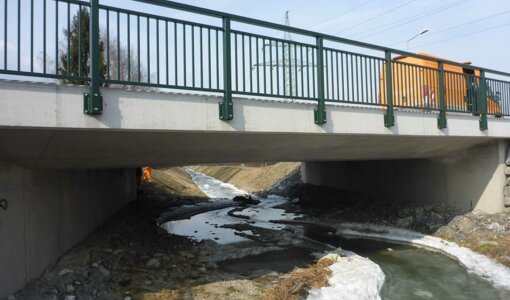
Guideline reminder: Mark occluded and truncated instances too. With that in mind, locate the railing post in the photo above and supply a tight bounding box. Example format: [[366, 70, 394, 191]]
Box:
[[219, 17, 233, 121], [437, 62, 447, 129], [479, 70, 488, 131], [84, 0, 103, 115], [384, 50, 394, 127], [314, 36, 326, 125]]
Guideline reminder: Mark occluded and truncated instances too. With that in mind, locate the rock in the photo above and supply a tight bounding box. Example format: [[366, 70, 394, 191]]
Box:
[[233, 195, 260, 205], [488, 222, 505, 234], [124, 297, 133, 300], [146, 258, 161, 268], [7, 295, 16, 300], [506, 156, 510, 166], [396, 216, 414, 228], [64, 296, 76, 300], [505, 197, 510, 207], [504, 186, 510, 198], [59, 269, 73, 277], [198, 267, 207, 273], [505, 166, 510, 175], [398, 208, 412, 218], [179, 251, 195, 259], [65, 285, 75, 293], [421, 212, 445, 231], [98, 265, 111, 277], [454, 217, 477, 232], [119, 279, 132, 287]]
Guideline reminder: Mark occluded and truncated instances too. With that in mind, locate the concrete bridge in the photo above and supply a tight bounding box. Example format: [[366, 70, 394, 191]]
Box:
[[1, 0, 510, 297]]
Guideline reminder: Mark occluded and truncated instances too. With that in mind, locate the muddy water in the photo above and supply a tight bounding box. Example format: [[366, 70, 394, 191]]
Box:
[[162, 170, 509, 299]]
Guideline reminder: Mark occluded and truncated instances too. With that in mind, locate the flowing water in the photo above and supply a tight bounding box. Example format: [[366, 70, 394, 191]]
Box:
[[162, 169, 509, 299]]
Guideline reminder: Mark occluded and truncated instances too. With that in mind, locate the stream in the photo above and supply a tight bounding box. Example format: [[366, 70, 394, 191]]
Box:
[[161, 169, 509, 299]]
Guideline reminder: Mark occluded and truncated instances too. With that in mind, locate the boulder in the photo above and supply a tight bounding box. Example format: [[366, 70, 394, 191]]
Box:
[[233, 195, 260, 205], [146, 258, 161, 268]]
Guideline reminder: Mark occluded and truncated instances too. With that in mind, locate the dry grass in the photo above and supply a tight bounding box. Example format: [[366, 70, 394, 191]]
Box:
[[265, 257, 335, 300]]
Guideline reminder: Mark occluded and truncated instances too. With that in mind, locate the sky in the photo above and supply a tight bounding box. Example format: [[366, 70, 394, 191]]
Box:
[[1, 0, 509, 82]]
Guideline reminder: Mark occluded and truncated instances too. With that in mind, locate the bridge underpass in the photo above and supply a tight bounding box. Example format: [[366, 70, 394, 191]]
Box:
[[2, 0, 510, 297]]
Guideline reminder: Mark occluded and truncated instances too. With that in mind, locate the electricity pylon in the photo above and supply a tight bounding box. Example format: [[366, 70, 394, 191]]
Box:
[[253, 11, 314, 97]]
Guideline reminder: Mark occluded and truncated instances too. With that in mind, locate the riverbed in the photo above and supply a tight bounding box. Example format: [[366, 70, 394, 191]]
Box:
[[162, 169, 510, 299]]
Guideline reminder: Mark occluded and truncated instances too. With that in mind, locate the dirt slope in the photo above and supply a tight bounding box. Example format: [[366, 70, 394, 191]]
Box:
[[191, 163, 300, 193], [151, 168, 207, 199]]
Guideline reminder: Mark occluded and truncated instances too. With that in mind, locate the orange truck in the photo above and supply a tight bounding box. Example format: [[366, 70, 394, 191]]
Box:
[[379, 52, 501, 116]]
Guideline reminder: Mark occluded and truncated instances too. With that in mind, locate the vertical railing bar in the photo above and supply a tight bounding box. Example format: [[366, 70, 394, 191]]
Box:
[[282, 42, 286, 96], [208, 28, 211, 88], [174, 22, 178, 85], [242, 34, 245, 91], [200, 27, 203, 88], [234, 32, 238, 91], [116, 11, 120, 80], [183, 23, 186, 86], [78, 4, 82, 77], [288, 42, 292, 97], [364, 56, 369, 103], [4, 0, 7, 69], [55, 0, 58, 74], [249, 36, 252, 92], [17, 0, 20, 71], [299, 45, 305, 97], [156, 19, 160, 84], [384, 50, 394, 127], [335, 52, 339, 101], [66, 1, 70, 75], [325, 49, 329, 99], [306, 46, 310, 97], [215, 29, 219, 89], [369, 58, 373, 103], [190, 25, 194, 86], [294, 42, 298, 97], [127, 14, 131, 82], [276, 41, 280, 95], [137, 15, 141, 82], [43, 0, 46, 73], [147, 17, 151, 83], [256, 37, 260, 93], [479, 70, 488, 130], [437, 61, 446, 128], [106, 10, 110, 79], [341, 53, 345, 100], [270, 38, 273, 95], [30, 0, 33, 72], [311, 47, 315, 98], [165, 21, 169, 85]]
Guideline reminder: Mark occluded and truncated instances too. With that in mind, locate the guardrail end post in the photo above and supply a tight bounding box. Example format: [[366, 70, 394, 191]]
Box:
[[437, 62, 447, 129], [315, 36, 326, 125], [479, 71, 488, 131], [384, 50, 394, 128], [219, 17, 233, 121], [84, 0, 102, 115]]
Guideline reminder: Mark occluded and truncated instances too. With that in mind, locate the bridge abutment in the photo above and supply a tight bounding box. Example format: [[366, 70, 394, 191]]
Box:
[[0, 163, 137, 298], [302, 141, 509, 214]]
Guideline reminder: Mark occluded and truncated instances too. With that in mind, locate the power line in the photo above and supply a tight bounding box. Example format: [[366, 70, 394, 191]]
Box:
[[310, 0, 376, 30], [411, 22, 510, 49], [389, 9, 510, 47], [335, 0, 418, 35], [355, 0, 469, 39]]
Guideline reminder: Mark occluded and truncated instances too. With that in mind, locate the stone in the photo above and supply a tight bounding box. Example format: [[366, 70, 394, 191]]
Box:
[[124, 297, 133, 300], [506, 155, 510, 166], [65, 285, 75, 293], [504, 186, 510, 198], [64, 296, 76, 300], [505, 197, 510, 207], [59, 269, 73, 277], [7, 296, 16, 300], [179, 251, 195, 259], [98, 265, 111, 277], [146, 258, 161, 268], [423, 212, 445, 231], [396, 216, 414, 228], [505, 166, 510, 175], [398, 208, 412, 218], [506, 177, 510, 186], [488, 222, 505, 234]]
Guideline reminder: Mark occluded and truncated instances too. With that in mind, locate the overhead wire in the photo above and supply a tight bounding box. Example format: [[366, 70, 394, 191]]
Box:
[[309, 0, 376, 30], [334, 0, 418, 35], [355, 0, 470, 39]]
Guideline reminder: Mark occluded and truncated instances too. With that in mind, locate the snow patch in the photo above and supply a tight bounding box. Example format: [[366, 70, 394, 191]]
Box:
[[307, 251, 385, 300], [186, 168, 248, 199], [337, 223, 510, 290]]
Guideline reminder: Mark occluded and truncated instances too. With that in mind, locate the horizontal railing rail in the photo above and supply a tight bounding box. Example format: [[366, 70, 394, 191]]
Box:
[[1, 0, 510, 130]]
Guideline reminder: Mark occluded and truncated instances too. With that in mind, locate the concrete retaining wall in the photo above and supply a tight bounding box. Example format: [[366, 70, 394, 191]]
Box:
[[302, 141, 508, 214], [0, 163, 137, 298]]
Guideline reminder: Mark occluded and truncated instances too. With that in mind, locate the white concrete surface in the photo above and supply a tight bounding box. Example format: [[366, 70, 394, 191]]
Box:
[[1, 80, 509, 168], [302, 141, 508, 213], [0, 163, 137, 298]]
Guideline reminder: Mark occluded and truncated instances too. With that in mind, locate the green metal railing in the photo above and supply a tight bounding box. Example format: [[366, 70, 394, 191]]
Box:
[[1, 0, 510, 130]]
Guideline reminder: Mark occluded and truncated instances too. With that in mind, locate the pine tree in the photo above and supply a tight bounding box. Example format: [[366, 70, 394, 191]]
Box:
[[59, 7, 107, 85]]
